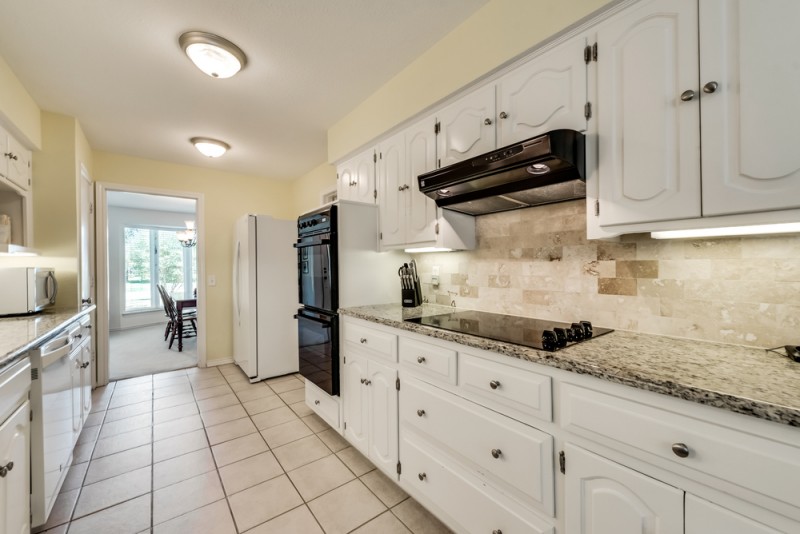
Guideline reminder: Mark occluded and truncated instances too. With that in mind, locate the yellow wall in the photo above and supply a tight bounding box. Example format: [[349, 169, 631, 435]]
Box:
[[0, 54, 41, 149], [328, 0, 610, 162], [93, 151, 295, 363], [293, 162, 337, 216]]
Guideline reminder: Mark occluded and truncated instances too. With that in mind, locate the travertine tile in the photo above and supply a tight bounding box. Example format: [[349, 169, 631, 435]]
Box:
[[307, 479, 385, 534], [598, 278, 637, 296], [616, 260, 659, 279], [228, 475, 303, 531], [218, 451, 283, 496]]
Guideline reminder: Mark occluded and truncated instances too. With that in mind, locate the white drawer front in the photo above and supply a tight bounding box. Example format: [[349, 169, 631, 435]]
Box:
[[401, 377, 554, 516], [561, 383, 800, 510], [401, 432, 554, 534], [305, 380, 339, 429], [343, 321, 397, 362], [459, 351, 552, 423], [399, 337, 457, 385]]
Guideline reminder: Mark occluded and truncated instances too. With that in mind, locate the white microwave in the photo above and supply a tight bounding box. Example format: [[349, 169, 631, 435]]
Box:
[[0, 267, 58, 316]]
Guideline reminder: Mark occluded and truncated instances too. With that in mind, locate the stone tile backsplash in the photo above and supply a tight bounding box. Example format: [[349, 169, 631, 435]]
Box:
[[412, 200, 800, 348]]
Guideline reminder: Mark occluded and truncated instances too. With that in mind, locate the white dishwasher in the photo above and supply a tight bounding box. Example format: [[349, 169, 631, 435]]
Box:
[[30, 314, 90, 528]]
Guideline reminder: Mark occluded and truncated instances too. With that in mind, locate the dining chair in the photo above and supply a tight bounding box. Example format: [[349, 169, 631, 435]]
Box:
[[163, 291, 197, 350]]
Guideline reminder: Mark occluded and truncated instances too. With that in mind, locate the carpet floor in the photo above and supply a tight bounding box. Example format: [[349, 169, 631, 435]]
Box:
[[109, 323, 197, 380]]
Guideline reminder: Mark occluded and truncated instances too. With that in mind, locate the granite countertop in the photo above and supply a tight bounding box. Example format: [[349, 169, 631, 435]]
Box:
[[0, 306, 95, 372], [340, 303, 800, 427]]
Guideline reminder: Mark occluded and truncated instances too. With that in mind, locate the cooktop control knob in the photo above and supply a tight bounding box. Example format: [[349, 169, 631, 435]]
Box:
[[580, 321, 593, 338], [552, 328, 568, 348], [570, 323, 585, 341], [541, 330, 557, 352]]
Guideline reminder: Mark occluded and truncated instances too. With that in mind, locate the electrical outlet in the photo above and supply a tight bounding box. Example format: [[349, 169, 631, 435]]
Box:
[[208, 275, 216, 287], [431, 265, 440, 287]]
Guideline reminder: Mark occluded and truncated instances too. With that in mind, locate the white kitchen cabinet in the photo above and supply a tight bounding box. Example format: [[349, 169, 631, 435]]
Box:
[[343, 353, 369, 452], [337, 148, 376, 204], [497, 35, 588, 146], [0, 358, 31, 534], [564, 443, 684, 534], [436, 84, 496, 168], [0, 125, 34, 250], [378, 130, 409, 247], [79, 336, 92, 424], [0, 125, 32, 192], [686, 494, 785, 534]]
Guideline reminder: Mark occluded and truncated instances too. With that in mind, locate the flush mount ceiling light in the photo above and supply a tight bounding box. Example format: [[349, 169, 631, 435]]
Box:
[[179, 31, 247, 79], [190, 137, 230, 158]]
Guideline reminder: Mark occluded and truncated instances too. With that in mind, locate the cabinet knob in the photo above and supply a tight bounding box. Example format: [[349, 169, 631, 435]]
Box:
[[416, 356, 426, 364], [703, 81, 719, 94], [398, 184, 409, 191], [416, 409, 426, 417], [81, 361, 90, 369], [418, 472, 427, 481], [364, 379, 371, 386], [499, 111, 508, 120], [671, 443, 690, 458], [360, 378, 366, 384], [4, 152, 18, 161], [484, 118, 493, 125], [314, 400, 320, 405], [680, 89, 696, 102], [493, 530, 503, 534], [491, 448, 502, 459], [360, 338, 367, 344], [0, 461, 13, 477], [489, 380, 501, 390]]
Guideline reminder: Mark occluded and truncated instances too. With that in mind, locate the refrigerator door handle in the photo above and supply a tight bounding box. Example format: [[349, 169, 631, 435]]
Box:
[[233, 240, 241, 319]]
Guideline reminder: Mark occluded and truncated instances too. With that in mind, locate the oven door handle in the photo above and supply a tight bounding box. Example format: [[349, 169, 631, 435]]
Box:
[[294, 311, 334, 328], [293, 237, 331, 248]]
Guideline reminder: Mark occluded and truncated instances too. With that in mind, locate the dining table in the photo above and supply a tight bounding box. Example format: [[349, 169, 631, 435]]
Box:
[[175, 298, 197, 352]]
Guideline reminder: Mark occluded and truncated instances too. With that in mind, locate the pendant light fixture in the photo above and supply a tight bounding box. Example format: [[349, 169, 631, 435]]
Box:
[[179, 31, 247, 79], [190, 137, 230, 158], [177, 220, 197, 248]]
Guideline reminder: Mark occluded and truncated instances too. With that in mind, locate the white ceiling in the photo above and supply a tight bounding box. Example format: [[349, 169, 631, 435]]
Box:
[[107, 191, 196, 214], [0, 0, 486, 180]]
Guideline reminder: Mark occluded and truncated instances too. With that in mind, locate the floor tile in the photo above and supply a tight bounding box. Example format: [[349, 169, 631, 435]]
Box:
[[153, 471, 225, 525], [234, 384, 276, 403], [76, 423, 101, 445], [67, 494, 151, 534], [39, 524, 68, 534], [153, 429, 208, 463], [98, 412, 152, 440], [191, 376, 228, 391], [83, 411, 105, 428], [361, 469, 408, 507], [301, 414, 330, 433], [108, 390, 153, 409], [287, 454, 355, 501], [151, 383, 192, 399], [251, 406, 297, 430], [317, 428, 349, 453], [336, 446, 375, 476], [153, 447, 216, 490], [153, 374, 190, 387], [261, 419, 313, 448], [40, 488, 79, 529], [211, 433, 268, 467], [116, 375, 152, 386], [72, 441, 94, 465], [153, 402, 198, 425], [153, 413, 203, 441], [268, 377, 305, 394], [352, 511, 412, 534], [392, 498, 453, 534], [73, 466, 151, 519], [289, 400, 313, 418], [61, 461, 89, 492], [245, 505, 324, 534], [200, 404, 248, 427], [307, 479, 386, 534], [272, 435, 332, 472], [153, 392, 196, 411], [217, 363, 241, 376], [85, 444, 152, 485], [228, 475, 303, 532], [243, 395, 285, 416], [193, 384, 232, 401], [278, 388, 305, 405], [92, 427, 152, 460], [197, 392, 240, 413], [152, 499, 235, 534], [104, 400, 153, 423], [218, 451, 283, 496], [206, 416, 258, 446]]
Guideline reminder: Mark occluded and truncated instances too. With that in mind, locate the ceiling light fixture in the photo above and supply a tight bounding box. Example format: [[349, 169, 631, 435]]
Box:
[[177, 220, 197, 248], [190, 137, 230, 158], [179, 31, 247, 79]]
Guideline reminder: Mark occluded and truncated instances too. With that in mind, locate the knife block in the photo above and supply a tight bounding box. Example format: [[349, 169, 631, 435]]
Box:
[[402, 288, 420, 307]]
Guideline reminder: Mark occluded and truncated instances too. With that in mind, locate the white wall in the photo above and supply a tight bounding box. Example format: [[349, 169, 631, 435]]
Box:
[[108, 205, 195, 331]]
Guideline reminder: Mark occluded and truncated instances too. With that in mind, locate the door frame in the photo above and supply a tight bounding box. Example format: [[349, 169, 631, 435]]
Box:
[[94, 181, 206, 386]]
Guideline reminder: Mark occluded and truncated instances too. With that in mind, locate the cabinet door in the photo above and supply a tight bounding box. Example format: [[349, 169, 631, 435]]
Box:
[[367, 359, 398, 476], [80, 340, 92, 423], [378, 131, 406, 247], [596, 0, 701, 226], [564, 444, 683, 534], [69, 351, 82, 438], [0, 401, 31, 534], [6, 135, 32, 192], [353, 150, 376, 204], [405, 116, 438, 246], [685, 494, 785, 534], [437, 85, 496, 168], [337, 158, 356, 202], [497, 35, 588, 146], [700, 0, 800, 216], [342, 355, 369, 455]]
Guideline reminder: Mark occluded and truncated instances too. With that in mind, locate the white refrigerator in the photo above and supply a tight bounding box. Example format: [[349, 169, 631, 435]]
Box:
[[233, 214, 298, 382]]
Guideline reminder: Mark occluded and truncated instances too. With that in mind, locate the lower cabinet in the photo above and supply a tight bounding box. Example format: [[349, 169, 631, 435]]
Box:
[[686, 494, 786, 534], [0, 358, 31, 534]]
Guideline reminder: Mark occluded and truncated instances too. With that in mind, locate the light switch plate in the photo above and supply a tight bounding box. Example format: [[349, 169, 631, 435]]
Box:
[[207, 275, 216, 287], [431, 265, 440, 287]]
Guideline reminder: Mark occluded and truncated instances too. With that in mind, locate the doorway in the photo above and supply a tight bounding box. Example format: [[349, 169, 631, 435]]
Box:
[[95, 183, 206, 385]]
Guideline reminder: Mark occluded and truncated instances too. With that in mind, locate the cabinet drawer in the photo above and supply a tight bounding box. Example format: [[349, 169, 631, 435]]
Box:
[[400, 432, 554, 534], [343, 321, 397, 362], [561, 383, 800, 510], [401, 377, 554, 516], [305, 380, 340, 429], [399, 337, 456, 385], [459, 352, 552, 423]]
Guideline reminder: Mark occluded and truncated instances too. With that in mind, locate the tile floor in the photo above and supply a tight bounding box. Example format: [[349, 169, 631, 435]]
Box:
[[36, 364, 454, 534]]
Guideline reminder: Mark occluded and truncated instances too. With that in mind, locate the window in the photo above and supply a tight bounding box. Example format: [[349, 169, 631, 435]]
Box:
[[124, 226, 197, 312]]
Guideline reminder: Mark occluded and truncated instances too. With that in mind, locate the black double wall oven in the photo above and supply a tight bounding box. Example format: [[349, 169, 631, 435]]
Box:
[[295, 205, 340, 396]]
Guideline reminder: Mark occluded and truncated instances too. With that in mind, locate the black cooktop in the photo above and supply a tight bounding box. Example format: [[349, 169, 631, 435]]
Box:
[[405, 310, 612, 352]]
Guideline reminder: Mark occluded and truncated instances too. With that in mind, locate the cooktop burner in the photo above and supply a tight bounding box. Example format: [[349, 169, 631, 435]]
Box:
[[405, 310, 612, 352]]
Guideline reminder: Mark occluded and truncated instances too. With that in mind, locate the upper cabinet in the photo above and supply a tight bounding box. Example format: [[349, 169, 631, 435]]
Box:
[[592, 0, 800, 233], [436, 85, 496, 168], [497, 36, 588, 146], [337, 148, 376, 204], [2, 132, 33, 192], [0, 124, 34, 250]]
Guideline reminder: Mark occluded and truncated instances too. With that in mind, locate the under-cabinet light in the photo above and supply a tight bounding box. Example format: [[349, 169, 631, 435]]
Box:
[[404, 247, 454, 253], [651, 222, 800, 239]]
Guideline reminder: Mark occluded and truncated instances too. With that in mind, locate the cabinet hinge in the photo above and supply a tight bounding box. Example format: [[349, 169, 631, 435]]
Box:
[[559, 450, 566, 474], [435, 222, 440, 235], [373, 152, 377, 163], [373, 189, 377, 200], [595, 199, 600, 217], [592, 42, 598, 62], [397, 461, 402, 475], [584, 45, 591, 64], [379, 232, 383, 240], [343, 421, 347, 430], [336, 173, 339, 181], [395, 377, 400, 391], [30, 409, 33, 422], [584, 102, 592, 120], [437, 158, 441, 169], [89, 202, 94, 215], [434, 122, 441, 135], [343, 356, 346, 364]]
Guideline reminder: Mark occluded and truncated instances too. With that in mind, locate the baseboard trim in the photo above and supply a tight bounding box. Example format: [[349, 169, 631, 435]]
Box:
[[206, 358, 234, 367]]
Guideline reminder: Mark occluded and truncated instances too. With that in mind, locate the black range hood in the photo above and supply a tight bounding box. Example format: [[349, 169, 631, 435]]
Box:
[[418, 129, 586, 216]]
